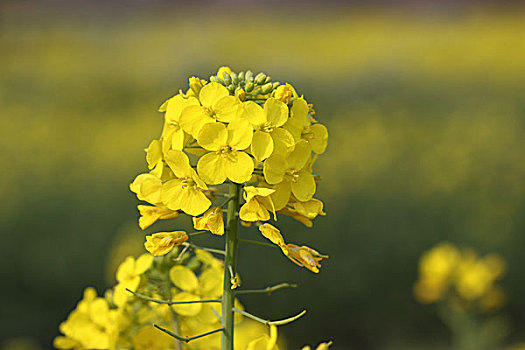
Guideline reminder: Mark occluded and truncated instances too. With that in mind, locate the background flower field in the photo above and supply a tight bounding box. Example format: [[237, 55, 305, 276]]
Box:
[[1, 1, 525, 349]]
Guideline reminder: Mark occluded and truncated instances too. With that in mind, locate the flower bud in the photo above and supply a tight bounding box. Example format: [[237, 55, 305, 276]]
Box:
[[230, 72, 239, 84], [235, 87, 246, 101], [245, 70, 253, 81], [222, 72, 232, 85], [227, 84, 236, 93], [264, 76, 272, 84], [254, 72, 266, 85], [261, 82, 273, 94], [245, 82, 254, 92], [238, 71, 245, 81]]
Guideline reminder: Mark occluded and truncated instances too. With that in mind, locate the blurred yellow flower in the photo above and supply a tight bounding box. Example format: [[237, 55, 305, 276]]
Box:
[[193, 207, 225, 235], [113, 254, 153, 306], [258, 223, 287, 253], [196, 119, 254, 184], [302, 341, 333, 350], [144, 231, 188, 256], [278, 198, 325, 227], [246, 325, 278, 350], [131, 325, 174, 350]]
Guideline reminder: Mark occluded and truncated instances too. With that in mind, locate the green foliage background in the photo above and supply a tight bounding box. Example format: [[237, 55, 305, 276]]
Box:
[[1, 3, 525, 349]]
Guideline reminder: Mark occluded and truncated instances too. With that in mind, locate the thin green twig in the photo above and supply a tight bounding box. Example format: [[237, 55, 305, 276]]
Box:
[[154, 324, 224, 343], [182, 242, 226, 255], [235, 283, 298, 295], [238, 238, 277, 249], [232, 308, 307, 326]]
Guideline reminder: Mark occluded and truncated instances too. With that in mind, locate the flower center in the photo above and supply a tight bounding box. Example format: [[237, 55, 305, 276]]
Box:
[[285, 169, 300, 183], [160, 237, 174, 247], [259, 121, 275, 133], [218, 145, 233, 158], [204, 106, 217, 118], [181, 177, 197, 189], [301, 126, 314, 140]]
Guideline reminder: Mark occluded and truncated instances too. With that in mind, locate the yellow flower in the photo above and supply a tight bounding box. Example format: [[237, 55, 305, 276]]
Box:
[[413, 278, 448, 304], [196, 119, 254, 184], [302, 341, 333, 350], [130, 173, 162, 205], [217, 66, 232, 78], [137, 205, 178, 230], [246, 325, 278, 350], [193, 207, 225, 235], [242, 98, 295, 161], [113, 254, 153, 306], [55, 287, 120, 350], [239, 186, 276, 222], [284, 98, 328, 154], [160, 94, 199, 152], [144, 231, 188, 256], [280, 243, 326, 273], [258, 223, 287, 253], [264, 141, 316, 208], [272, 83, 297, 104], [278, 198, 325, 227], [455, 251, 501, 301], [145, 139, 163, 170], [180, 82, 242, 137], [132, 325, 174, 350], [161, 150, 211, 216]]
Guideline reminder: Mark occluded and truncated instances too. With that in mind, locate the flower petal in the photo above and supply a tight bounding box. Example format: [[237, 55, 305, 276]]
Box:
[[287, 141, 311, 170], [214, 95, 242, 123], [310, 123, 328, 154], [291, 170, 316, 201], [197, 153, 227, 185], [226, 151, 254, 184], [199, 82, 229, 107], [271, 127, 295, 156], [265, 98, 288, 127], [251, 130, 274, 162], [227, 119, 253, 150], [197, 122, 228, 151], [169, 266, 199, 292], [241, 101, 266, 126]]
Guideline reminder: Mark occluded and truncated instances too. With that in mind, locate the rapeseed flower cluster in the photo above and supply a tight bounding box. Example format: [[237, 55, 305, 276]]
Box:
[[54, 248, 269, 350], [130, 66, 328, 272], [414, 242, 506, 312]]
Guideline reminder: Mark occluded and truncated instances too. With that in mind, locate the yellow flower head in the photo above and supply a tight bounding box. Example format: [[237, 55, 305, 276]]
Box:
[[240, 186, 276, 222], [284, 98, 328, 154], [272, 83, 297, 104], [144, 231, 188, 256], [242, 98, 295, 161], [281, 243, 327, 273], [161, 150, 211, 216], [193, 207, 225, 236], [180, 82, 242, 137], [264, 141, 316, 208], [113, 254, 153, 306], [137, 205, 178, 230], [196, 119, 254, 184]]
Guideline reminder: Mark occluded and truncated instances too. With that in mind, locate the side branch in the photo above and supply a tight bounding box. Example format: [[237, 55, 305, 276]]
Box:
[[232, 308, 307, 326], [235, 283, 298, 295], [126, 289, 221, 305], [182, 242, 226, 256], [154, 324, 224, 343]]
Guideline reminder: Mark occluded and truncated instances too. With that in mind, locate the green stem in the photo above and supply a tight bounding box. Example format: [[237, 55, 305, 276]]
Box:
[[221, 182, 241, 350], [126, 289, 221, 305], [232, 308, 307, 326], [154, 324, 224, 343], [235, 283, 298, 295], [238, 238, 277, 249]]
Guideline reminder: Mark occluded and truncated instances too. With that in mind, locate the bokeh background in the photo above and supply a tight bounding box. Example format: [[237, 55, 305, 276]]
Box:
[[2, 0, 525, 349]]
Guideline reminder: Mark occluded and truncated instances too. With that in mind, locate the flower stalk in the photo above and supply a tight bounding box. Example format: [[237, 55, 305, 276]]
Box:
[[221, 182, 241, 350]]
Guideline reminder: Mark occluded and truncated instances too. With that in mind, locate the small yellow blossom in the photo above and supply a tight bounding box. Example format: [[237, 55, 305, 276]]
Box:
[[242, 98, 295, 161], [278, 198, 325, 227], [161, 150, 211, 216], [258, 223, 287, 254], [284, 98, 328, 154], [130, 173, 162, 205], [272, 83, 297, 104], [137, 205, 178, 230], [193, 207, 225, 235], [144, 231, 188, 256], [113, 254, 153, 306], [280, 243, 326, 273], [239, 186, 276, 222], [246, 325, 279, 350], [301, 341, 333, 350], [180, 82, 242, 137], [196, 119, 254, 184], [132, 325, 174, 350], [264, 141, 316, 207], [160, 94, 199, 152]]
